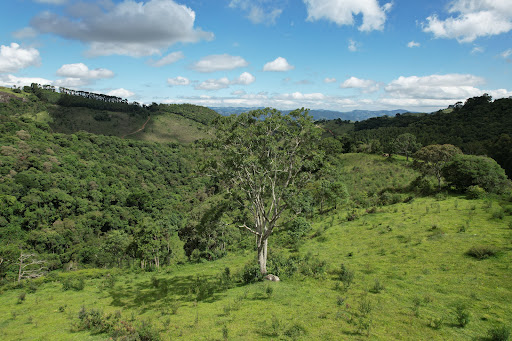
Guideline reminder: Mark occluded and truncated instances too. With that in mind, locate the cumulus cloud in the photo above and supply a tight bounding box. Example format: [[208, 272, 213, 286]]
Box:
[[107, 88, 135, 98], [150, 51, 184, 67], [196, 77, 231, 91], [167, 76, 190, 86], [423, 0, 512, 42], [324, 77, 337, 83], [195, 72, 255, 90], [407, 41, 420, 48], [304, 0, 392, 31], [0, 43, 41, 73], [263, 57, 294, 72], [30, 0, 214, 57], [53, 78, 89, 87], [229, 0, 283, 25], [384, 74, 486, 99], [191, 54, 249, 73], [232, 72, 256, 85], [0, 74, 52, 87], [56, 63, 114, 79], [340, 76, 379, 93]]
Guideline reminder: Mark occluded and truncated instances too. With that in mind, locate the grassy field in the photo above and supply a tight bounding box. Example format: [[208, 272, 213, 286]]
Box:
[[1, 193, 510, 340]]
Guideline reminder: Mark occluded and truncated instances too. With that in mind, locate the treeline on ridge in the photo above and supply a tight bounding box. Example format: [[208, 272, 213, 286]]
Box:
[[326, 94, 512, 177]]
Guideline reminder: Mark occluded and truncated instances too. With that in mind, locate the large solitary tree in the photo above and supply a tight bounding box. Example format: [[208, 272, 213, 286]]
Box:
[[209, 108, 322, 275]]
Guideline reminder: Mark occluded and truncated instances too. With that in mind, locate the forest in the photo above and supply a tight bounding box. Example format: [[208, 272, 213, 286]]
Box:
[[0, 85, 511, 340]]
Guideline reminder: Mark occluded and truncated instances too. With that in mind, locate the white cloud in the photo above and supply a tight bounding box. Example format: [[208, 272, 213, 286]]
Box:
[[56, 63, 114, 79], [340, 76, 379, 93], [191, 54, 249, 73], [407, 41, 420, 48], [0, 43, 41, 73], [195, 72, 255, 90], [304, 0, 392, 31], [107, 88, 135, 98], [263, 57, 294, 72], [53, 78, 88, 87], [232, 72, 256, 85], [423, 0, 512, 42], [348, 39, 358, 52], [471, 46, 484, 54], [229, 0, 283, 25], [167, 76, 190, 86], [0, 74, 52, 87], [385, 74, 486, 99], [150, 51, 184, 67], [30, 0, 214, 57], [196, 77, 231, 91], [324, 77, 337, 83], [501, 48, 512, 59]]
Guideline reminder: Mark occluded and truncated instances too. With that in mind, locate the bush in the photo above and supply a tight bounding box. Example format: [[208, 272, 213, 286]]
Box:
[[466, 246, 498, 260], [453, 302, 470, 327], [443, 154, 509, 193], [339, 264, 354, 289], [466, 185, 486, 199], [240, 262, 261, 284], [486, 324, 510, 341]]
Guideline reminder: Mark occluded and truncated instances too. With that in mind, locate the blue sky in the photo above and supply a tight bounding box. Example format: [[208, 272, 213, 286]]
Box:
[[1, 0, 511, 112]]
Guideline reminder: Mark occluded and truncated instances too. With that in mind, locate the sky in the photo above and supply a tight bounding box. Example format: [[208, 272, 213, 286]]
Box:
[[0, 0, 511, 112]]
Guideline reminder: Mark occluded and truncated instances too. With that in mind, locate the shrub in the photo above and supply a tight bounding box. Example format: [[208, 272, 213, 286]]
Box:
[[453, 302, 470, 327], [369, 278, 384, 294], [443, 154, 509, 193], [240, 262, 261, 284], [486, 324, 510, 341], [17, 292, 26, 304], [427, 316, 444, 329], [339, 264, 354, 289], [466, 185, 486, 199], [466, 246, 498, 259]]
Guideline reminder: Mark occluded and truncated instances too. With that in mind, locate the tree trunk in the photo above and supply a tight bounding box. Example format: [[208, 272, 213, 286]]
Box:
[[258, 238, 268, 275]]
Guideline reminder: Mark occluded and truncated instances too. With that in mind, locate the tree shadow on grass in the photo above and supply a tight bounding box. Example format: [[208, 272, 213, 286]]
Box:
[[108, 274, 234, 311]]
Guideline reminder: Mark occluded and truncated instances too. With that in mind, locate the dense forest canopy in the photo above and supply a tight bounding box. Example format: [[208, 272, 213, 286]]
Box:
[[321, 95, 512, 177]]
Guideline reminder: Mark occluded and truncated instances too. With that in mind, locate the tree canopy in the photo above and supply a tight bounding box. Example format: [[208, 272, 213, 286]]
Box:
[[209, 108, 323, 275]]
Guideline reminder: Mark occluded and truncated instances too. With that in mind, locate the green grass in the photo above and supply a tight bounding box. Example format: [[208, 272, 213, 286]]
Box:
[[1, 194, 510, 340]]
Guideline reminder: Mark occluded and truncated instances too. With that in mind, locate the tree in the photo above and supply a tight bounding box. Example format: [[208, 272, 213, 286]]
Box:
[[414, 144, 462, 189], [443, 154, 509, 193], [17, 252, 46, 284], [209, 108, 323, 275], [392, 133, 421, 161]]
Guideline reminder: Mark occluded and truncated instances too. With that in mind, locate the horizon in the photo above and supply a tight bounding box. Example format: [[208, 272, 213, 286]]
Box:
[[1, 0, 511, 112]]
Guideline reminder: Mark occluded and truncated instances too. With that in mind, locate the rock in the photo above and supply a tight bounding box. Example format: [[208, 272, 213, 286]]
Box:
[[263, 274, 280, 282]]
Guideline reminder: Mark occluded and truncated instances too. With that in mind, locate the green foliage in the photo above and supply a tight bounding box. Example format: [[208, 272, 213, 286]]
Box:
[[443, 154, 509, 193], [453, 301, 470, 327], [414, 144, 463, 189], [466, 245, 499, 259], [466, 185, 487, 199], [486, 324, 511, 341]]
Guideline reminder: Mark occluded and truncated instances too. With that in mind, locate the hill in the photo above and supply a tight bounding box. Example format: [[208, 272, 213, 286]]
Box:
[[0, 154, 510, 340], [0, 86, 218, 144], [211, 106, 412, 121], [1, 88, 511, 340], [321, 95, 512, 177]]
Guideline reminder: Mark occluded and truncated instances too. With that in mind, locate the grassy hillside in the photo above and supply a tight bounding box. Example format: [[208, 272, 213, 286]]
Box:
[[1, 194, 510, 340], [0, 86, 212, 144]]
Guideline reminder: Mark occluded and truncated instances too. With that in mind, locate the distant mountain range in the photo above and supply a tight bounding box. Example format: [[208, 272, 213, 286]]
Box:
[[209, 107, 413, 122]]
